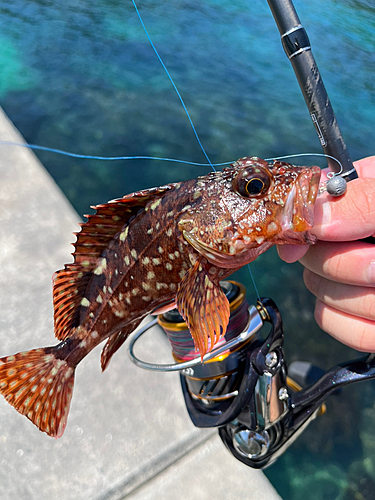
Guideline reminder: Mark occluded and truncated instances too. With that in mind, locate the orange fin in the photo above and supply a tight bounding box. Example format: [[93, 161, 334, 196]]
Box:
[[151, 300, 177, 316], [0, 348, 75, 438], [100, 319, 143, 371], [176, 260, 230, 358], [53, 186, 173, 341]]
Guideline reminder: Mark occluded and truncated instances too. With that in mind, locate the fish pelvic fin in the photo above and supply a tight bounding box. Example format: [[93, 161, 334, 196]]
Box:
[[0, 347, 75, 438], [100, 319, 143, 372], [177, 259, 230, 359]]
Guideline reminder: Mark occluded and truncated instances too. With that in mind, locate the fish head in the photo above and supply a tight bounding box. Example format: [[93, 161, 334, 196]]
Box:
[[178, 157, 321, 267]]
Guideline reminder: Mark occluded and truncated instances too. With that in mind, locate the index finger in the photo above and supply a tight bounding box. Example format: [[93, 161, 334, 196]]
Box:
[[311, 156, 375, 241]]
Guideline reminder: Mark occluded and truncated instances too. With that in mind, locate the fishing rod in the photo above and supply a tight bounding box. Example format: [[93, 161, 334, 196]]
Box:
[[267, 0, 358, 195]]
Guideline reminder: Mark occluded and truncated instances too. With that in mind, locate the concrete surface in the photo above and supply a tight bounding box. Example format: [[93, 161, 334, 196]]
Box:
[[0, 107, 281, 499]]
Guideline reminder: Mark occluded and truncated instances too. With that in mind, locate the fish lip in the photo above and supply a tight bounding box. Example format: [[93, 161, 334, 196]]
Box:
[[282, 166, 321, 232]]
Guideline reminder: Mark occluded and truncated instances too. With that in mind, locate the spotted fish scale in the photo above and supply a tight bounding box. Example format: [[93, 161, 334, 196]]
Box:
[[0, 157, 320, 437]]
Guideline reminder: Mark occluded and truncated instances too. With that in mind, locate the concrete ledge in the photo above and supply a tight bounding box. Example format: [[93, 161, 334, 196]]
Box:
[[0, 108, 281, 500], [125, 434, 281, 500]]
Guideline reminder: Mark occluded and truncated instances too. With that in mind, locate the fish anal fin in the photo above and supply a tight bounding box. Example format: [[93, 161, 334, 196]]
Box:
[[100, 319, 143, 371], [0, 347, 75, 438], [176, 260, 230, 359], [52, 186, 173, 341]]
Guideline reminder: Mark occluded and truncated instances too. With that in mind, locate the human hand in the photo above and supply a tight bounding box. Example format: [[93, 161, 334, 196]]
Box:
[[277, 157, 375, 351]]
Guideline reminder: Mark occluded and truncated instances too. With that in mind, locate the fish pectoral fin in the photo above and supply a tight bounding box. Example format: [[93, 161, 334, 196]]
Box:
[[0, 347, 75, 438], [176, 259, 230, 359], [100, 319, 143, 371]]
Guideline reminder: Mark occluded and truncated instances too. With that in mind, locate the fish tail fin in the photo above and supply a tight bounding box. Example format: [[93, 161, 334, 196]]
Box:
[[0, 347, 75, 438]]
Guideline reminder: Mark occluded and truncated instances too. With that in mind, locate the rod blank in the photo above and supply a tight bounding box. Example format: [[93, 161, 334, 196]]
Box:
[[267, 0, 357, 179]]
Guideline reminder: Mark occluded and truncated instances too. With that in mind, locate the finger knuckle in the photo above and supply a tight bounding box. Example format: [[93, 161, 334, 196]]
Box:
[[348, 179, 375, 226], [363, 292, 375, 321]]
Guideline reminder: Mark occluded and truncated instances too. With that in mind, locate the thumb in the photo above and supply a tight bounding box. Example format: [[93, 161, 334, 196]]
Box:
[[311, 177, 375, 241]]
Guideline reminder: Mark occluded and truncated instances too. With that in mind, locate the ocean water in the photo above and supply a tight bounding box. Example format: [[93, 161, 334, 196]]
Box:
[[0, 0, 374, 498]]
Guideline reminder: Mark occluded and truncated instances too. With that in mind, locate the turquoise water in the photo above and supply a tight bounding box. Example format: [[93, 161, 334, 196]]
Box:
[[0, 0, 374, 498]]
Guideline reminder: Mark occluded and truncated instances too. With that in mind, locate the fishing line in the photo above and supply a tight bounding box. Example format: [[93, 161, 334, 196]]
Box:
[[132, 0, 262, 303], [247, 264, 261, 302], [0, 140, 343, 174], [130, 0, 216, 173], [266, 152, 344, 174], [0, 141, 230, 167], [0, 139, 342, 172]]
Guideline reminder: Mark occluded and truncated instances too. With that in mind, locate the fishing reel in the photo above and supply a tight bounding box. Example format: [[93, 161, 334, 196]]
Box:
[[128, 281, 375, 469]]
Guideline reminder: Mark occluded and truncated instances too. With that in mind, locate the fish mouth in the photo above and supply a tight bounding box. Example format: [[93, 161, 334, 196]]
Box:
[[282, 166, 321, 233]]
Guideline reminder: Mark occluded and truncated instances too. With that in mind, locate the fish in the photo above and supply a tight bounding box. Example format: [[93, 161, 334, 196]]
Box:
[[0, 157, 320, 437]]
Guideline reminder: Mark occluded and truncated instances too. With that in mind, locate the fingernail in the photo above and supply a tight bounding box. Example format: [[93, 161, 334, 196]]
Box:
[[367, 261, 375, 284], [320, 199, 331, 225], [313, 196, 331, 227]]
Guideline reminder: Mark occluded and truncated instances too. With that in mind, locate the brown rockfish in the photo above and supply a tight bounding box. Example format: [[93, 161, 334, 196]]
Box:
[[0, 157, 320, 437]]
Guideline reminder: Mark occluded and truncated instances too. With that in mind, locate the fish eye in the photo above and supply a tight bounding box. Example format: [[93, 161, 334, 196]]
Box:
[[232, 166, 272, 198]]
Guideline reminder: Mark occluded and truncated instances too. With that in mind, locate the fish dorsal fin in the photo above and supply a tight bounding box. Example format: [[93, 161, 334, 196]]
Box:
[[53, 185, 173, 340]]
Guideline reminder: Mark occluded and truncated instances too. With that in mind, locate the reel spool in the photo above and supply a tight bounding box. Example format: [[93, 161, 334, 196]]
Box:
[[158, 281, 257, 405]]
